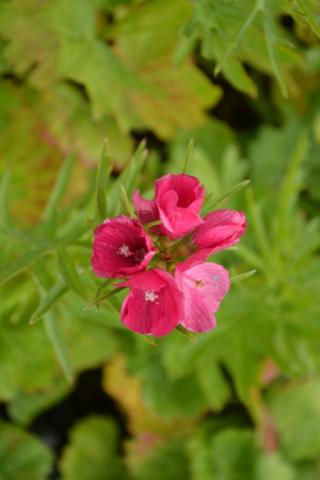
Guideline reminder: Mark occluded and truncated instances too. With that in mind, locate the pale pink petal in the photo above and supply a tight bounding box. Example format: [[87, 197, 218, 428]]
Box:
[[175, 261, 230, 333]]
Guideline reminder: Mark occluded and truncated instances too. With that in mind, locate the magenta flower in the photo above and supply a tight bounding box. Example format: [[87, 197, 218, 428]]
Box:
[[175, 258, 230, 332], [154, 174, 205, 239], [91, 215, 155, 278], [120, 269, 183, 336], [133, 174, 205, 239], [132, 191, 159, 226], [192, 209, 246, 258]]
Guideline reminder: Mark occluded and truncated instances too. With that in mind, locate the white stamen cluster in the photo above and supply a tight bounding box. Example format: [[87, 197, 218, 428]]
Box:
[[118, 244, 131, 257], [145, 290, 158, 302]]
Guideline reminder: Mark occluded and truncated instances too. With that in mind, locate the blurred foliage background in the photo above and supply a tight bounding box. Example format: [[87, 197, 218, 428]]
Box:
[[0, 0, 320, 478]]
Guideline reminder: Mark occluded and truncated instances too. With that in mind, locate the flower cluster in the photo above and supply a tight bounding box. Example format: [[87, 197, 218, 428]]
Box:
[[91, 174, 246, 336]]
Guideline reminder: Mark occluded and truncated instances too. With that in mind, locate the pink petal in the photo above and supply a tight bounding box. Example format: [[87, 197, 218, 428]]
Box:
[[193, 209, 246, 254], [154, 174, 205, 239], [121, 269, 183, 336], [155, 174, 205, 212], [132, 190, 159, 225], [91, 215, 155, 278], [175, 261, 230, 333]]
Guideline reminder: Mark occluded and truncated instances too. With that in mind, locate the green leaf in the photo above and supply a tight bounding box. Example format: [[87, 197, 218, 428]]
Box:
[[133, 439, 191, 480], [221, 55, 258, 97], [214, 0, 263, 75], [108, 139, 148, 215], [209, 428, 258, 479], [294, 0, 320, 38], [142, 357, 207, 419], [0, 249, 49, 287], [230, 269, 257, 283], [256, 453, 295, 480], [167, 119, 241, 195], [57, 247, 84, 298], [196, 350, 231, 411], [182, 138, 194, 174], [268, 380, 320, 461], [0, 421, 53, 480], [263, 2, 288, 97], [60, 415, 129, 480], [42, 153, 75, 222], [119, 184, 137, 218], [190, 0, 301, 97], [189, 422, 259, 480], [44, 311, 74, 384], [29, 280, 68, 325], [0, 289, 118, 403], [96, 140, 111, 221], [0, 171, 11, 227], [8, 378, 70, 427], [245, 186, 271, 262], [202, 178, 251, 215], [277, 130, 309, 248], [109, 0, 193, 68], [84, 287, 125, 311]]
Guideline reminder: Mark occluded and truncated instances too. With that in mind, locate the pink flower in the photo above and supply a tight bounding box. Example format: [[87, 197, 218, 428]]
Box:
[[154, 174, 205, 239], [133, 174, 205, 240], [192, 209, 246, 258], [91, 215, 155, 278], [175, 258, 230, 332], [120, 269, 183, 336], [132, 191, 159, 226]]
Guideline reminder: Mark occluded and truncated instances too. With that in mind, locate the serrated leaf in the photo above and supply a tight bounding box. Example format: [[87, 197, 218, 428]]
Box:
[[0, 0, 59, 87], [130, 57, 222, 139], [109, 0, 193, 68], [190, 0, 301, 96], [294, 0, 320, 38], [214, 0, 263, 76]]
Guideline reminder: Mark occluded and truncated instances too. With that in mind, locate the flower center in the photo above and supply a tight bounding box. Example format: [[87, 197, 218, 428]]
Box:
[[145, 290, 158, 302], [194, 279, 205, 288], [118, 244, 131, 257]]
